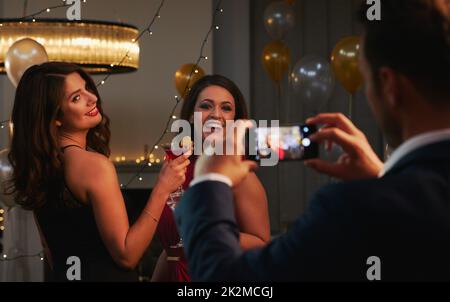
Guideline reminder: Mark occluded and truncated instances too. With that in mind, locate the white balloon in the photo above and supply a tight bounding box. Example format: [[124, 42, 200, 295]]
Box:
[[264, 1, 296, 40], [0, 149, 16, 208], [5, 38, 49, 87], [290, 55, 335, 111]]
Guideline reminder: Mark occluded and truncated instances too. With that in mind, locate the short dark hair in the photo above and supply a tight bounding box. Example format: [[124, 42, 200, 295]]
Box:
[[180, 74, 249, 121], [359, 0, 450, 102]]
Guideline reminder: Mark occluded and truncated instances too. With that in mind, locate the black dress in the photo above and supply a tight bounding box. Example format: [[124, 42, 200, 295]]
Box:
[[34, 145, 138, 282]]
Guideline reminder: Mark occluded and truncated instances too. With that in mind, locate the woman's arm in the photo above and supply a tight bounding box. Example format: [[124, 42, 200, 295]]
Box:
[[77, 152, 189, 270], [233, 172, 270, 250]]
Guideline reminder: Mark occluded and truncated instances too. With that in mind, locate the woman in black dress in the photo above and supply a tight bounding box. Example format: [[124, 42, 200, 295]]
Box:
[[6, 62, 190, 281]]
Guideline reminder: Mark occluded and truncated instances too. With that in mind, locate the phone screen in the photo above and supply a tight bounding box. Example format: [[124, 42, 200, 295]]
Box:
[[246, 124, 318, 162]]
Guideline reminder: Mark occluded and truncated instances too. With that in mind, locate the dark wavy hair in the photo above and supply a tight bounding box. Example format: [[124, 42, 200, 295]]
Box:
[[180, 74, 249, 121], [6, 62, 111, 210], [359, 0, 450, 102]]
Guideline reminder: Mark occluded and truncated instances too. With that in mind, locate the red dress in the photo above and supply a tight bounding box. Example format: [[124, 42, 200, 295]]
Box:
[[155, 157, 196, 282]]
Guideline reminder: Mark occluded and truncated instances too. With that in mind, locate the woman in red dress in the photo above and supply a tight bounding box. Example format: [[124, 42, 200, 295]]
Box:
[[151, 75, 270, 282]]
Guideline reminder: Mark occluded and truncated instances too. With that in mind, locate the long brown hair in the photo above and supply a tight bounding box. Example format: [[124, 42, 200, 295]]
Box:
[[6, 62, 111, 210]]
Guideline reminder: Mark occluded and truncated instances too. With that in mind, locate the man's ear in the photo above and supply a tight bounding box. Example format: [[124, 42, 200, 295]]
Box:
[[55, 120, 62, 127], [378, 67, 401, 109]]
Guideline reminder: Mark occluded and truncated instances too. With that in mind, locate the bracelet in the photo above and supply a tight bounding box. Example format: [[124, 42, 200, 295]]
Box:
[[143, 209, 159, 223]]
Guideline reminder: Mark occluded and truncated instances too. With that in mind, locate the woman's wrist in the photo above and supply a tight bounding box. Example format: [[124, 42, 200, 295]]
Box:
[[151, 183, 170, 202]]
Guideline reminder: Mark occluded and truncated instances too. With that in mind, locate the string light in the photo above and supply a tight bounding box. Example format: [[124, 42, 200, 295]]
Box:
[[0, 252, 44, 262], [121, 0, 223, 188], [96, 0, 166, 87], [19, 1, 87, 21]]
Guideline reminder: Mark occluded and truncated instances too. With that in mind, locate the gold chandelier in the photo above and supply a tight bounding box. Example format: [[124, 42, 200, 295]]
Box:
[[0, 18, 140, 74]]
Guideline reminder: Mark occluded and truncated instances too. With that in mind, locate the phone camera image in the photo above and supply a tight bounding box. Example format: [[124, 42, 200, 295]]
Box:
[[245, 124, 319, 162]]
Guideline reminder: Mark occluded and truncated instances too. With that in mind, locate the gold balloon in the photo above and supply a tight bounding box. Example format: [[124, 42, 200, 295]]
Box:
[[261, 40, 291, 83], [331, 36, 363, 94], [175, 63, 205, 97], [5, 38, 49, 88]]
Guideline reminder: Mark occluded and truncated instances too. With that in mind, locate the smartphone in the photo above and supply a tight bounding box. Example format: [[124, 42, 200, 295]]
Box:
[[245, 124, 318, 162]]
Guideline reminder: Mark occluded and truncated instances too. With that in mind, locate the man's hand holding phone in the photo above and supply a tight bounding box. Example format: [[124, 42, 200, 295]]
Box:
[[304, 113, 384, 180]]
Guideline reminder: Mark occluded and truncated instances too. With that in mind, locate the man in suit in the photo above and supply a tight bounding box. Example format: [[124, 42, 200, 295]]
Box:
[[175, 0, 450, 281]]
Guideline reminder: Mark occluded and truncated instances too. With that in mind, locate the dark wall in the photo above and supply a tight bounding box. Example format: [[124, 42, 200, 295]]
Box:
[[249, 0, 384, 233]]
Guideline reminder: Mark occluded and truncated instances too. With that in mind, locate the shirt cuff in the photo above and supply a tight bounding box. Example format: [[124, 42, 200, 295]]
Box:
[[189, 173, 233, 188]]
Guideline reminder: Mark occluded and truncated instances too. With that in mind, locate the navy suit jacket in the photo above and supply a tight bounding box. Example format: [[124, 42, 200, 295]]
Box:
[[175, 140, 450, 281]]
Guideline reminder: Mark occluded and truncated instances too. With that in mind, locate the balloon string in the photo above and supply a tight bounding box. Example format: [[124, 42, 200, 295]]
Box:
[[348, 93, 353, 120], [276, 82, 282, 122]]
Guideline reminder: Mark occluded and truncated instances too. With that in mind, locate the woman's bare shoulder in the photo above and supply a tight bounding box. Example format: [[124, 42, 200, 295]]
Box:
[[64, 148, 115, 178]]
